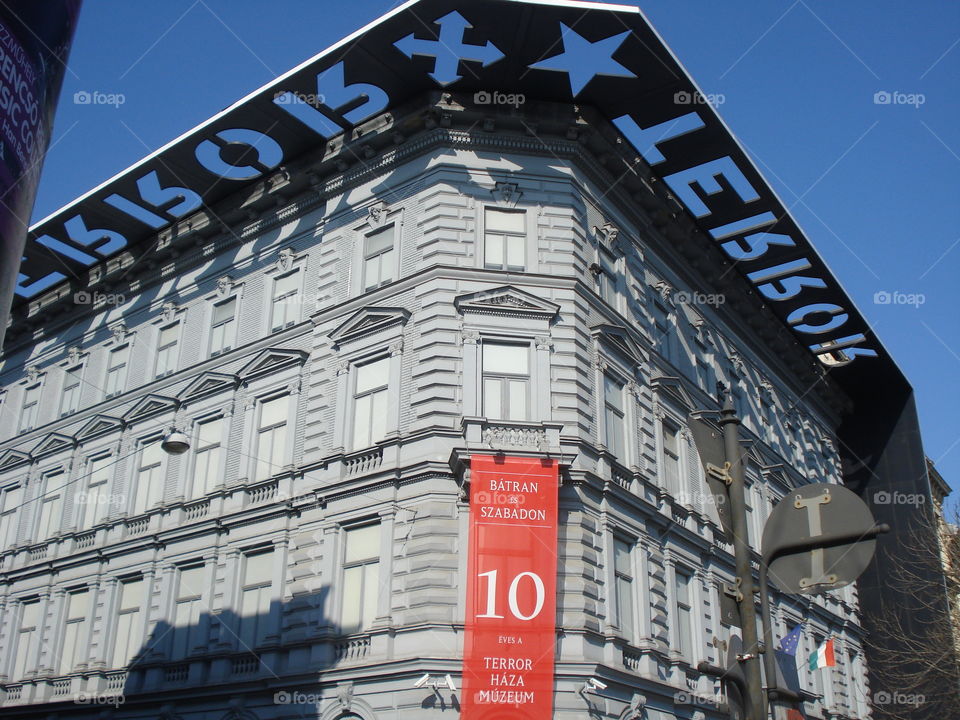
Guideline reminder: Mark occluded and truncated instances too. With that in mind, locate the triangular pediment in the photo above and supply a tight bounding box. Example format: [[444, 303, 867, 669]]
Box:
[[651, 374, 695, 412], [0, 449, 31, 472], [238, 348, 309, 380], [454, 287, 560, 319], [124, 394, 179, 423], [76, 414, 124, 442], [592, 323, 644, 363], [329, 307, 410, 346], [178, 371, 238, 402], [31, 432, 76, 458]]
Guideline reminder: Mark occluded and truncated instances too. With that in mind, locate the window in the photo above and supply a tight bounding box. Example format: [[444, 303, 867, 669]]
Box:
[[193, 418, 223, 496], [78, 456, 112, 529], [105, 346, 129, 398], [272, 272, 301, 330], [363, 226, 395, 291], [662, 420, 680, 493], [37, 472, 64, 540], [603, 374, 626, 459], [171, 566, 204, 659], [14, 601, 40, 679], [133, 441, 165, 514], [254, 397, 287, 481], [596, 249, 617, 306], [482, 343, 529, 421], [695, 357, 714, 395], [113, 578, 143, 668], [675, 569, 693, 658], [652, 303, 675, 364], [341, 523, 380, 633], [60, 590, 90, 674], [353, 358, 389, 449], [484, 208, 525, 271], [155, 324, 180, 378], [61, 365, 83, 416], [238, 551, 273, 649], [19, 384, 41, 432], [613, 538, 634, 639], [210, 297, 237, 356], [0, 485, 22, 547]]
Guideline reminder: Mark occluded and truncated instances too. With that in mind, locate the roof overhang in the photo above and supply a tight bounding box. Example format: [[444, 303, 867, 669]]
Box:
[[15, 0, 910, 404]]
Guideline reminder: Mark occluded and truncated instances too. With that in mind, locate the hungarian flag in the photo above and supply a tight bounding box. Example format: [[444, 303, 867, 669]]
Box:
[[808, 637, 836, 670]]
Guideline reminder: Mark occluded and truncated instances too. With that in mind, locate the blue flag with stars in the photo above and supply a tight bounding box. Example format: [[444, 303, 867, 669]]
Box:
[[778, 624, 803, 656]]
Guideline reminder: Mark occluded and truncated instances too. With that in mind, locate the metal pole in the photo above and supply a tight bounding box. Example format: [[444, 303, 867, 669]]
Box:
[[719, 392, 765, 720]]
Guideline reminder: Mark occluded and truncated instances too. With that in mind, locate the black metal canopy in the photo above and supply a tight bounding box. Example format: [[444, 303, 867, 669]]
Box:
[[17, 0, 909, 405]]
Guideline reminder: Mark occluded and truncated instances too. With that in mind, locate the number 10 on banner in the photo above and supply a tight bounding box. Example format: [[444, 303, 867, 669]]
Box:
[[476, 570, 546, 621]]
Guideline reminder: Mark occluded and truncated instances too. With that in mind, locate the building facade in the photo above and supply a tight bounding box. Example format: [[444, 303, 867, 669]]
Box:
[[0, 1, 920, 719]]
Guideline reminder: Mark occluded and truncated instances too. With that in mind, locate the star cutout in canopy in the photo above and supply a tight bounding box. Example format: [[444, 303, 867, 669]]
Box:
[[529, 23, 636, 96]]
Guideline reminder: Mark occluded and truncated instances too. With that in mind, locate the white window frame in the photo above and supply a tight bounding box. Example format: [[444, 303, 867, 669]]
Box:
[[76, 453, 114, 530], [104, 344, 130, 399], [132, 437, 167, 515], [268, 268, 304, 332], [481, 206, 528, 272], [59, 363, 85, 417], [190, 413, 227, 497], [362, 224, 397, 292], [339, 521, 381, 634], [208, 295, 239, 357], [59, 588, 90, 674], [13, 600, 41, 680], [351, 206, 402, 296], [351, 356, 390, 451], [602, 371, 627, 460], [154, 321, 182, 378], [673, 566, 694, 660], [0, 483, 23, 548], [253, 394, 290, 481], [170, 565, 205, 659], [613, 536, 636, 641], [480, 340, 531, 422], [237, 549, 274, 650], [18, 381, 43, 433], [112, 577, 144, 668], [35, 468, 66, 541], [660, 417, 682, 494]]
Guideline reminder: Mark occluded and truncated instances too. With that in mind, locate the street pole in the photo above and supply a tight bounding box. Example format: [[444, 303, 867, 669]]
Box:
[[719, 391, 765, 720]]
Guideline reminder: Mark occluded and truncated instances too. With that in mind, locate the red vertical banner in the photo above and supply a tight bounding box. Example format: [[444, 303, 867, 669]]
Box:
[[462, 455, 559, 719]]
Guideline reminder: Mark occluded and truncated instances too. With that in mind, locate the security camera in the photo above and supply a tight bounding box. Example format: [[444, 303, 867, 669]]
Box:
[[444, 674, 457, 692], [587, 678, 607, 690], [414, 674, 431, 688]]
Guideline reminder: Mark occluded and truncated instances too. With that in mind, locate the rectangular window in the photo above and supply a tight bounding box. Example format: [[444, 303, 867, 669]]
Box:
[[193, 418, 223, 496], [133, 441, 165, 514], [675, 569, 693, 658], [597, 251, 617, 306], [484, 208, 525, 271], [603, 374, 626, 459], [341, 523, 380, 633], [171, 566, 204, 659], [482, 343, 529, 421], [37, 472, 64, 540], [353, 358, 389, 449], [238, 551, 273, 649], [613, 538, 634, 639], [363, 225, 395, 291], [105, 346, 129, 398], [272, 272, 301, 330], [210, 297, 237, 356], [653, 303, 675, 364], [155, 324, 180, 378], [14, 601, 40, 679], [113, 578, 143, 668], [60, 589, 90, 674], [61, 366, 83, 416], [255, 397, 287, 481], [79, 456, 112, 529], [662, 420, 680, 492], [0, 485, 22, 547], [19, 384, 41, 432]]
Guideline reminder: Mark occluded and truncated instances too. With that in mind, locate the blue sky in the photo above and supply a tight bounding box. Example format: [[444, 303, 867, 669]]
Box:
[[31, 1, 960, 493]]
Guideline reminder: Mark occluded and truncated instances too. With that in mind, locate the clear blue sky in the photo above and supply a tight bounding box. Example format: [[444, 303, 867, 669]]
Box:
[[31, 1, 960, 494]]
